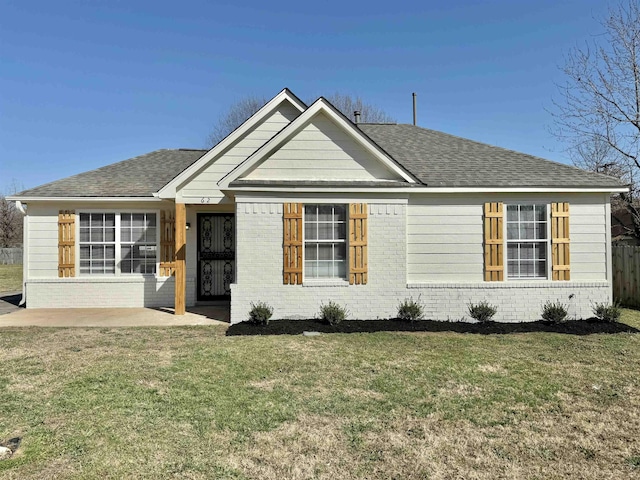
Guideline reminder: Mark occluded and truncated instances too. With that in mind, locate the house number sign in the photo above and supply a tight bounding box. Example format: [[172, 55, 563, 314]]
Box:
[[200, 197, 211, 204]]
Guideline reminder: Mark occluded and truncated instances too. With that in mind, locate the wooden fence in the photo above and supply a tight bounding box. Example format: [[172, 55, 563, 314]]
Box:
[[612, 246, 640, 308]]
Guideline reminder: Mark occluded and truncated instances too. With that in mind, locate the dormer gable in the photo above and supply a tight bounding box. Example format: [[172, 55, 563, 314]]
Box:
[[219, 98, 417, 188]]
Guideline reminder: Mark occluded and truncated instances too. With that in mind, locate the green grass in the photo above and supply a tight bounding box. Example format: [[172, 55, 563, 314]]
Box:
[[0, 310, 639, 478], [0, 264, 22, 292]]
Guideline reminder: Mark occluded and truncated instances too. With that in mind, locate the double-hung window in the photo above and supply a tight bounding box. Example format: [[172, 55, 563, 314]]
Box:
[[79, 213, 116, 274], [304, 205, 347, 279], [506, 204, 548, 279], [79, 212, 157, 275], [120, 213, 157, 274]]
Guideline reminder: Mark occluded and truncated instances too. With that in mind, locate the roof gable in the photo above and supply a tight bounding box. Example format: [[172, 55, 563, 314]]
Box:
[[157, 88, 307, 199], [219, 98, 417, 188]]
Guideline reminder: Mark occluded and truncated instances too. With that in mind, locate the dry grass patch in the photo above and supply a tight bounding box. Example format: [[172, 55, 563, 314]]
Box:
[[0, 264, 22, 292], [0, 311, 639, 478]]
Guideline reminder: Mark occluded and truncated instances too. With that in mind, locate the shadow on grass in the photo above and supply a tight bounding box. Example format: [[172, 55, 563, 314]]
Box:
[[226, 318, 640, 336]]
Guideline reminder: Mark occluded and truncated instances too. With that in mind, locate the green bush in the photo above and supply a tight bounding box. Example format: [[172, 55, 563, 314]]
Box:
[[319, 301, 349, 326], [541, 300, 568, 323], [592, 301, 622, 323], [468, 301, 497, 323], [397, 297, 423, 322], [248, 301, 273, 325]]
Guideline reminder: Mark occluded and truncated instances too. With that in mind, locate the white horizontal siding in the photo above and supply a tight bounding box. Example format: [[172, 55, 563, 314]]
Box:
[[27, 205, 59, 279], [407, 193, 609, 283], [570, 200, 607, 281], [243, 112, 400, 181], [180, 103, 301, 199], [407, 197, 483, 283]]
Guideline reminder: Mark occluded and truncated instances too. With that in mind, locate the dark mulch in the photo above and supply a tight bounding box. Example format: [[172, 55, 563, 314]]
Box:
[[226, 318, 639, 336]]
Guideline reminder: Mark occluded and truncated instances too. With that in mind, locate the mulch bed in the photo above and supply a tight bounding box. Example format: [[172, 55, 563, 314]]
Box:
[[226, 318, 639, 336]]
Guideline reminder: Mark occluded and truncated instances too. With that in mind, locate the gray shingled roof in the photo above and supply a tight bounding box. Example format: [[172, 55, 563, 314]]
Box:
[[15, 149, 206, 197], [14, 124, 624, 198], [359, 124, 624, 188]]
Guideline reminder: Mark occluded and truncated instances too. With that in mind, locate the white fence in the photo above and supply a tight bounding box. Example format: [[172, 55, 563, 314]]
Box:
[[0, 248, 23, 265]]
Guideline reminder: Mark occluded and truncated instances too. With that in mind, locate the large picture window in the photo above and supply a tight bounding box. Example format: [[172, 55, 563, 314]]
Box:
[[506, 204, 548, 279], [304, 205, 347, 279], [79, 212, 157, 275]]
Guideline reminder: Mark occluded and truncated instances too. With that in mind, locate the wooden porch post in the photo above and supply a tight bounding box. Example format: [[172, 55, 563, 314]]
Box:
[[175, 202, 186, 315]]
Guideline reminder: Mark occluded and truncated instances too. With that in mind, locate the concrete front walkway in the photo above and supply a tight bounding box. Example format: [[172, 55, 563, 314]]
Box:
[[0, 293, 229, 327]]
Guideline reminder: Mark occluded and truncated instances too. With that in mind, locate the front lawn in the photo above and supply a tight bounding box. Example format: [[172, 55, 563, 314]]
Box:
[[0, 265, 22, 292], [0, 310, 639, 479]]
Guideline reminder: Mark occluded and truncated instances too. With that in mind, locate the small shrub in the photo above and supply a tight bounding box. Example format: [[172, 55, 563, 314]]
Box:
[[319, 301, 349, 326], [468, 300, 497, 323], [248, 301, 273, 325], [397, 297, 423, 322], [592, 301, 622, 323], [541, 300, 568, 323]]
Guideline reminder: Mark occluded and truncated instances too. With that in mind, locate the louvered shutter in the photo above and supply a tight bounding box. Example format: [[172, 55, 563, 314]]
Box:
[[283, 203, 303, 285], [349, 203, 368, 285], [159, 210, 176, 276], [58, 210, 75, 278], [484, 202, 504, 281], [551, 202, 570, 281]]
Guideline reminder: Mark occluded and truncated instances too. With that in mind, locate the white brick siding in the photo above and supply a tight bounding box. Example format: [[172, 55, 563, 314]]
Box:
[[26, 277, 195, 309], [230, 201, 611, 324]]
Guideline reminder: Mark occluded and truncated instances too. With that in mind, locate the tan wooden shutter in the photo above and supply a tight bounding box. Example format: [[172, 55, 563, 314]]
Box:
[[58, 210, 75, 278], [551, 202, 570, 281], [349, 203, 368, 285], [283, 203, 303, 285], [484, 202, 504, 281], [159, 210, 176, 276]]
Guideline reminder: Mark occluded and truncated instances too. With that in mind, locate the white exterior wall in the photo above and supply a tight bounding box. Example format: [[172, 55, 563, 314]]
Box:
[[230, 194, 611, 324], [24, 201, 190, 309], [407, 193, 609, 283], [243, 113, 400, 181], [22, 192, 612, 319], [231, 201, 408, 322]]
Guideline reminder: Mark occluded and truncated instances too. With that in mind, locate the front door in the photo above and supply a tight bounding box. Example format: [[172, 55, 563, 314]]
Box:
[[197, 213, 235, 301]]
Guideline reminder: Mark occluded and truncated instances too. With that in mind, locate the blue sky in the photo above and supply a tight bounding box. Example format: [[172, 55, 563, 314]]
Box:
[[0, 0, 610, 191]]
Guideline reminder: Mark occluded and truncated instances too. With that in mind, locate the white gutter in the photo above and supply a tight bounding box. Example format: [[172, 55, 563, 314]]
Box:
[[15, 200, 27, 215], [6, 196, 164, 202], [15, 201, 27, 306], [225, 186, 629, 194]]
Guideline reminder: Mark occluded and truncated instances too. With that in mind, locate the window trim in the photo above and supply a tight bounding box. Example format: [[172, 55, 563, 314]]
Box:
[[504, 203, 551, 281], [76, 209, 160, 277], [302, 203, 350, 284]]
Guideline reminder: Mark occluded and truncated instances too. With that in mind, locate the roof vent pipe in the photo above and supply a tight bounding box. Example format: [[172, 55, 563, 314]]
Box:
[[354, 110, 361, 124], [412, 93, 417, 126]]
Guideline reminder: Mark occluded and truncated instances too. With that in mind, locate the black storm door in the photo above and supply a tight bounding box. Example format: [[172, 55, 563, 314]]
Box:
[[197, 213, 235, 301]]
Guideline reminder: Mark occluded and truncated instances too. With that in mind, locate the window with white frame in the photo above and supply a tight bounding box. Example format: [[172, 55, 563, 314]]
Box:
[[506, 204, 548, 279], [79, 212, 157, 275], [304, 205, 347, 279], [80, 213, 116, 274], [120, 213, 157, 274]]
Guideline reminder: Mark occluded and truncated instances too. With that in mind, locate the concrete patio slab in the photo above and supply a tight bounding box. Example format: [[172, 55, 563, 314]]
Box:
[[0, 293, 229, 327], [0, 292, 21, 316]]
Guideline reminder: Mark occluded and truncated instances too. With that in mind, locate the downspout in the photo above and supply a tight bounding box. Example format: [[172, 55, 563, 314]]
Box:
[[15, 201, 27, 306]]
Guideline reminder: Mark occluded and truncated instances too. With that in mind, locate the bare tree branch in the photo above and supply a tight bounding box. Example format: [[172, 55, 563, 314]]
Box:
[[550, 0, 640, 240], [205, 92, 396, 148]]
